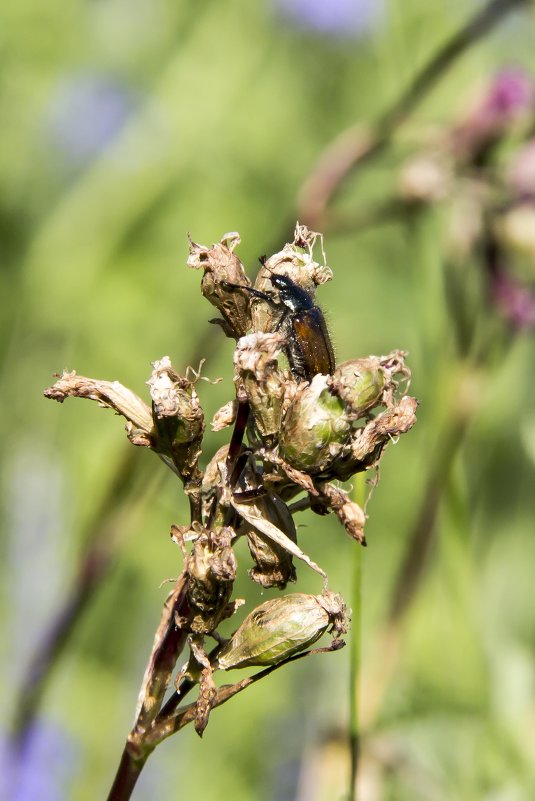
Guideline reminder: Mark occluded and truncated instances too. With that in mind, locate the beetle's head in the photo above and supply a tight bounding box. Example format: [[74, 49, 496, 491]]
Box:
[[267, 272, 313, 312]]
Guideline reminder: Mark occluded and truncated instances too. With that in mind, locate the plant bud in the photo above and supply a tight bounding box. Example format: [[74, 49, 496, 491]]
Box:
[[280, 374, 351, 473], [216, 591, 348, 670], [497, 204, 535, 260], [451, 69, 534, 163], [187, 232, 252, 338]]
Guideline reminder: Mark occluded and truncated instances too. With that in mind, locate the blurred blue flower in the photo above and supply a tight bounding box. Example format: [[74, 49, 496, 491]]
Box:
[[46, 73, 137, 167], [273, 0, 381, 38], [0, 722, 77, 801]]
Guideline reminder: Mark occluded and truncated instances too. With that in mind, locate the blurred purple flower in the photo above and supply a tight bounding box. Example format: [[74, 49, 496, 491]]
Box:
[[274, 0, 381, 38], [490, 270, 535, 331], [0, 721, 77, 801], [484, 68, 534, 117], [452, 68, 535, 161], [46, 73, 137, 166]]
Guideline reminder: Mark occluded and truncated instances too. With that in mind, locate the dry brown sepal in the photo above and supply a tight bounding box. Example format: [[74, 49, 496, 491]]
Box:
[[187, 231, 252, 338], [350, 395, 418, 463], [314, 482, 367, 546]]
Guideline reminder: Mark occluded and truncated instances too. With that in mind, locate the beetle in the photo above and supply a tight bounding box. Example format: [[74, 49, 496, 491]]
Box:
[[226, 270, 335, 381]]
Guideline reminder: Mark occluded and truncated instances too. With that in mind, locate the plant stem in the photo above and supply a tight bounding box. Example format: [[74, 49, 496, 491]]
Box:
[[106, 749, 151, 801], [348, 473, 365, 801]]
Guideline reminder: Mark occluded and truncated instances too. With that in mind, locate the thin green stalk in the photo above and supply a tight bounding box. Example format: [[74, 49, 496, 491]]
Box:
[[348, 472, 366, 801]]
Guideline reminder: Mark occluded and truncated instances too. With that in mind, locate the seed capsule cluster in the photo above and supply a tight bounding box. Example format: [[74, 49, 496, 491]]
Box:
[[45, 225, 417, 737], [181, 226, 417, 703]]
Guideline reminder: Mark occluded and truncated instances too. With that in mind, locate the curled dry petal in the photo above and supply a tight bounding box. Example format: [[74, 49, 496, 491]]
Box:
[[351, 395, 418, 462], [44, 370, 154, 446]]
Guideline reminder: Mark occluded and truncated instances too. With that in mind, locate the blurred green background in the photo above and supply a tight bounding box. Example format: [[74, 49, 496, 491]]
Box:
[[2, 0, 535, 799]]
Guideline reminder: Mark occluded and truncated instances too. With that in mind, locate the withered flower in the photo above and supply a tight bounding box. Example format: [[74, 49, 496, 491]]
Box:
[[182, 525, 237, 635], [44, 225, 417, 758], [187, 231, 252, 338]]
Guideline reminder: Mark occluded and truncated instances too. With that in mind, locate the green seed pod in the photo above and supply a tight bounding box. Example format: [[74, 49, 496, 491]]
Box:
[[216, 591, 348, 670], [280, 374, 351, 473], [330, 358, 386, 417]]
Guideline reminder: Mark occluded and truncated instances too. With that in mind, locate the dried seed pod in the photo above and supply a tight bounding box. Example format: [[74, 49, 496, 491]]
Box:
[[216, 591, 348, 670], [241, 492, 297, 589], [233, 332, 288, 441], [186, 526, 237, 634], [146, 356, 205, 481], [280, 374, 351, 473], [187, 232, 252, 338], [148, 357, 204, 445]]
